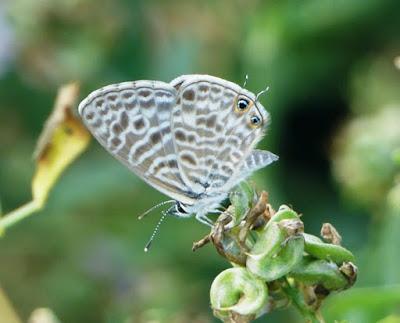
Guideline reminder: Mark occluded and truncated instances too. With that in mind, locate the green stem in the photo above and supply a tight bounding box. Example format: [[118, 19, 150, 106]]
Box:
[[0, 200, 41, 236], [281, 279, 324, 323]]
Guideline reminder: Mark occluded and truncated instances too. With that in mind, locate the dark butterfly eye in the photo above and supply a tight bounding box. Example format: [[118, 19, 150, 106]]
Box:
[[250, 115, 261, 126], [176, 203, 186, 214], [237, 98, 249, 110]]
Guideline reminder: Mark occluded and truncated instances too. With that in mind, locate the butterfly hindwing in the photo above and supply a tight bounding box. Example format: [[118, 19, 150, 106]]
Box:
[[169, 75, 267, 195]]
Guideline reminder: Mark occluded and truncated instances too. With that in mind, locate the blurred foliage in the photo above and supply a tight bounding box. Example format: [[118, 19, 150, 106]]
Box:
[[332, 106, 400, 209], [0, 0, 399, 322]]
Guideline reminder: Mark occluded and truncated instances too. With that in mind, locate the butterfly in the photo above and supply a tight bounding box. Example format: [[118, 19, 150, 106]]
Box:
[[78, 74, 278, 226]]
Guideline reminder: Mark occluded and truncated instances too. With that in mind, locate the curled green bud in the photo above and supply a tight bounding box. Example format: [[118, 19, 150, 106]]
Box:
[[210, 267, 268, 319], [303, 233, 355, 264], [229, 182, 257, 225], [246, 217, 305, 281], [248, 222, 285, 260], [247, 235, 305, 282], [269, 205, 299, 224], [290, 256, 350, 291], [230, 191, 250, 225]]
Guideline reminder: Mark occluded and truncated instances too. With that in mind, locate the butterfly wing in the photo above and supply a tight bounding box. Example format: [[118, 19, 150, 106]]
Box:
[[231, 149, 279, 185], [169, 75, 271, 196], [78, 81, 197, 204]]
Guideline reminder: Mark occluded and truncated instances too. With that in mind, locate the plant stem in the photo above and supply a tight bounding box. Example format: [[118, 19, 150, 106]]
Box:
[[0, 200, 41, 235], [281, 278, 325, 323]]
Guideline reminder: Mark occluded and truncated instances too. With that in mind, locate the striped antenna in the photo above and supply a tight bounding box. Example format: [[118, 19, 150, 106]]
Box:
[[138, 200, 175, 220], [144, 205, 175, 252]]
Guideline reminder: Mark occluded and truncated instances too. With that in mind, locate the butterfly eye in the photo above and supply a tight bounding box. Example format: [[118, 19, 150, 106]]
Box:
[[176, 203, 187, 214], [249, 115, 262, 128]]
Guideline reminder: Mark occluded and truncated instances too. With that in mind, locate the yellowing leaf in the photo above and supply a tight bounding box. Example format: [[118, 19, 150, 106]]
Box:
[[32, 82, 90, 206], [0, 82, 91, 236]]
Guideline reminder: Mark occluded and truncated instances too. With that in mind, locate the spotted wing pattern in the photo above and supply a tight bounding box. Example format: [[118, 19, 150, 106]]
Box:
[[169, 75, 267, 196], [78, 81, 196, 204]]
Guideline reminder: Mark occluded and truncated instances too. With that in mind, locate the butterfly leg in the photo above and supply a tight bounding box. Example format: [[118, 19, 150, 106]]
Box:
[[195, 213, 214, 227]]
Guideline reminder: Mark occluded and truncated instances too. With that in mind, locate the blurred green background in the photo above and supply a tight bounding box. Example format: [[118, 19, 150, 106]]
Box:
[[0, 0, 400, 322]]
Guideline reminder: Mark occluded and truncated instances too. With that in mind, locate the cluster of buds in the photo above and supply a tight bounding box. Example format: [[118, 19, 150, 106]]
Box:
[[193, 183, 357, 323]]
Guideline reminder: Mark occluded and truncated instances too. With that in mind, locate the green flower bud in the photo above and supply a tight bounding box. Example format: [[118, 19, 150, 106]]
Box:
[[230, 192, 250, 225], [290, 256, 350, 291], [246, 216, 305, 281], [210, 267, 268, 319], [268, 205, 299, 224], [303, 233, 355, 264], [229, 182, 257, 225], [247, 235, 305, 282]]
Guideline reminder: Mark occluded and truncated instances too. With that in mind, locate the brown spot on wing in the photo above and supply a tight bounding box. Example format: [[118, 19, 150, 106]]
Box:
[[134, 118, 145, 130], [122, 91, 134, 99], [211, 86, 222, 94], [86, 111, 94, 120], [141, 98, 155, 108], [206, 115, 217, 128], [111, 137, 121, 147], [183, 89, 195, 101], [168, 159, 178, 168], [107, 94, 118, 101], [126, 101, 137, 110], [125, 132, 136, 146], [187, 135, 195, 143], [175, 130, 187, 142], [196, 117, 206, 126], [133, 143, 148, 159], [112, 123, 122, 135], [181, 153, 197, 166], [150, 131, 162, 144], [96, 99, 104, 107], [139, 90, 151, 98], [120, 111, 129, 129], [153, 161, 166, 174], [199, 84, 209, 92]]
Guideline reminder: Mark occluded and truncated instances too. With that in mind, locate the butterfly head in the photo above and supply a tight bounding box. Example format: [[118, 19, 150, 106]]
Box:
[[174, 201, 191, 217]]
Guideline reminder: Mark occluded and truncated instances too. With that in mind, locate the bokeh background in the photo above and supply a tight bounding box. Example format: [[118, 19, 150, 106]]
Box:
[[1, 0, 400, 322]]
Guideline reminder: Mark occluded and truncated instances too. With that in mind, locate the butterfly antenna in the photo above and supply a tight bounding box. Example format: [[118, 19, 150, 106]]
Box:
[[138, 200, 175, 220], [256, 86, 270, 101], [144, 206, 174, 252], [243, 74, 249, 88]]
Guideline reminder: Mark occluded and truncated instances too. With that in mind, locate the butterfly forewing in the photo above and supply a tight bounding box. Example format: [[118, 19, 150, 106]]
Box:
[[78, 81, 196, 204]]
